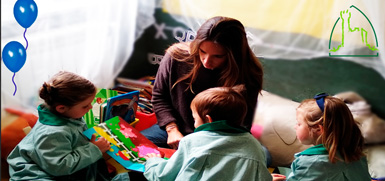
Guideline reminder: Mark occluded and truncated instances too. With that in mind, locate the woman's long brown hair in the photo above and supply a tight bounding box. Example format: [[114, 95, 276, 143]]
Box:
[[168, 16, 263, 94]]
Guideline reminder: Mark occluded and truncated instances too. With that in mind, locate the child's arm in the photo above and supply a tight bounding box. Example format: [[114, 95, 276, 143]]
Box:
[[143, 139, 188, 180], [33, 131, 103, 176]]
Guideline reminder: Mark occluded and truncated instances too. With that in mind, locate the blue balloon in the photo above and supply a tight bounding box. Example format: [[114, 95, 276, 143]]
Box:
[[13, 0, 38, 28], [2, 41, 27, 73]]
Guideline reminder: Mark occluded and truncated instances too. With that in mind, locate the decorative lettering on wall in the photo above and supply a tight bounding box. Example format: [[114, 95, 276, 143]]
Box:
[[148, 53, 164, 65], [174, 29, 196, 42], [153, 22, 195, 42], [150, 22, 197, 65]]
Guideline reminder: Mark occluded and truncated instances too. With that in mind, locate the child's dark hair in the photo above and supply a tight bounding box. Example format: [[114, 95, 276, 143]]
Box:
[[191, 84, 247, 127], [298, 96, 365, 163], [39, 71, 96, 111]]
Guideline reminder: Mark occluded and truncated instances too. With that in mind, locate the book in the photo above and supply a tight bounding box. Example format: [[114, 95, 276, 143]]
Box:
[[83, 116, 165, 172], [114, 77, 155, 114], [115, 77, 154, 100], [104, 90, 140, 124], [84, 89, 118, 128], [99, 102, 107, 123]]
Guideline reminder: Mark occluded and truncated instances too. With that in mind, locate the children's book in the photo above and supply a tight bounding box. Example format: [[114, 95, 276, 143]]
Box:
[[83, 116, 167, 172], [104, 90, 140, 124], [84, 88, 118, 128]]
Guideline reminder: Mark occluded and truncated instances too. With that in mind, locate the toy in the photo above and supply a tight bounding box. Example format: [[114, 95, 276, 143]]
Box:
[[253, 91, 311, 167]]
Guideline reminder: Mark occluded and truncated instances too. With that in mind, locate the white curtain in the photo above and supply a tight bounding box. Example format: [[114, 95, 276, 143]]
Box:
[[2, 0, 384, 113], [1, 0, 155, 113], [162, 0, 385, 78]]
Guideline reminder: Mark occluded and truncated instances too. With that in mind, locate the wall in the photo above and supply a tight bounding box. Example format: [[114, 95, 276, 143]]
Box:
[[118, 7, 385, 119]]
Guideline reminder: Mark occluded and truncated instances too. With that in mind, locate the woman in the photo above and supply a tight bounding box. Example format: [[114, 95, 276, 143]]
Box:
[[141, 16, 263, 149]]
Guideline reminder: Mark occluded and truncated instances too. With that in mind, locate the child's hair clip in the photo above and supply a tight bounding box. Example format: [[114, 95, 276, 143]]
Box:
[[314, 92, 329, 112]]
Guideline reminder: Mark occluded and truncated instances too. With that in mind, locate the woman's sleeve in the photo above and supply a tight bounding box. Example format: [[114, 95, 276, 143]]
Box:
[[33, 131, 102, 176], [152, 53, 178, 128]]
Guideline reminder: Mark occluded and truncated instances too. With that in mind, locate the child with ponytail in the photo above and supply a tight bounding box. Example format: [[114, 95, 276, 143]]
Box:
[[7, 71, 128, 180], [273, 93, 371, 180]]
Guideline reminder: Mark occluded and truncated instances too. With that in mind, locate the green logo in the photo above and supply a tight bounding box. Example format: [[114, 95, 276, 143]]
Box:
[[329, 5, 378, 57]]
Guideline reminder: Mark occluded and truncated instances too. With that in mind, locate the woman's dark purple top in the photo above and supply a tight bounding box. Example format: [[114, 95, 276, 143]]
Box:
[[152, 53, 258, 135]]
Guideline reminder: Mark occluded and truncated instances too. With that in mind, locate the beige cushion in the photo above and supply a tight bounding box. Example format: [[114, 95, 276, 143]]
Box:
[[254, 91, 311, 167]]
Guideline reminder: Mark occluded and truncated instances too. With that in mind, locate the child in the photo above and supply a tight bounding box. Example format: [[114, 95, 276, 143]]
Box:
[[7, 71, 123, 181], [273, 93, 371, 181], [143, 85, 272, 181]]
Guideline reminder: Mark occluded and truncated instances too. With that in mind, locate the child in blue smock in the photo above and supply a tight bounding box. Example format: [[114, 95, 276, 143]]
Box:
[[7, 71, 129, 181], [143, 85, 272, 181], [273, 93, 371, 181]]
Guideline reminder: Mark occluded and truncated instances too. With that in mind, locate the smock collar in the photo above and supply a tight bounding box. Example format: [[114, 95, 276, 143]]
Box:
[[38, 104, 83, 126], [194, 120, 249, 134], [299, 144, 328, 155]]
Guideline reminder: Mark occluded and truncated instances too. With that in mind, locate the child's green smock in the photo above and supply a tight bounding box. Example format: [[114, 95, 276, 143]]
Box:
[[7, 105, 103, 180], [144, 120, 272, 181], [287, 144, 371, 181]]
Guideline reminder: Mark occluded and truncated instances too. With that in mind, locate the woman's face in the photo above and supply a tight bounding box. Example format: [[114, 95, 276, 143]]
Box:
[[199, 41, 227, 70]]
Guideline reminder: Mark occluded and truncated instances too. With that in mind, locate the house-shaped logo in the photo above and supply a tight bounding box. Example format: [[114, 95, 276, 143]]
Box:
[[329, 5, 379, 57]]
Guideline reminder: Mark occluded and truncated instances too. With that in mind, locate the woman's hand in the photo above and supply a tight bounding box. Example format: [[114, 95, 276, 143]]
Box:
[[90, 134, 111, 153], [165, 122, 184, 149], [272, 173, 286, 181]]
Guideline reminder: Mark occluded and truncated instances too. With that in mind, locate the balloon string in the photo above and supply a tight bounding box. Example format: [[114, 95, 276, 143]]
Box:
[[24, 28, 28, 50], [12, 72, 17, 96]]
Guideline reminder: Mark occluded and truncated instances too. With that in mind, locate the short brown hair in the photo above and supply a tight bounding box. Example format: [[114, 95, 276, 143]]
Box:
[[39, 71, 96, 110], [190, 85, 247, 127]]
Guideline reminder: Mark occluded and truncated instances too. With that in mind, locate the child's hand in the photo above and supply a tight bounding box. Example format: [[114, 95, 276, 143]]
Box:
[[90, 134, 111, 153], [272, 173, 286, 181], [144, 153, 162, 160]]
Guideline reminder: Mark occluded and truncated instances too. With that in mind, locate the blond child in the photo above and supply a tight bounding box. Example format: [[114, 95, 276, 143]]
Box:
[[144, 85, 272, 181], [7, 71, 124, 180], [274, 93, 371, 180]]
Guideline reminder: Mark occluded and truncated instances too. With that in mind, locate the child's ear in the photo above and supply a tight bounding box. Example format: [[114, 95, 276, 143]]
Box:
[[205, 115, 213, 123], [56, 105, 68, 114], [314, 124, 324, 136]]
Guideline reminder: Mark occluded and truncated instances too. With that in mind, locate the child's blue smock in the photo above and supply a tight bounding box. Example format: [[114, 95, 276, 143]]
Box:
[[144, 120, 272, 181], [287, 144, 371, 181]]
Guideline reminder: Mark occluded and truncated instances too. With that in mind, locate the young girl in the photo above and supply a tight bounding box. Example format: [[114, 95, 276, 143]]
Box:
[[143, 85, 272, 180], [274, 93, 371, 180], [7, 71, 116, 181]]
